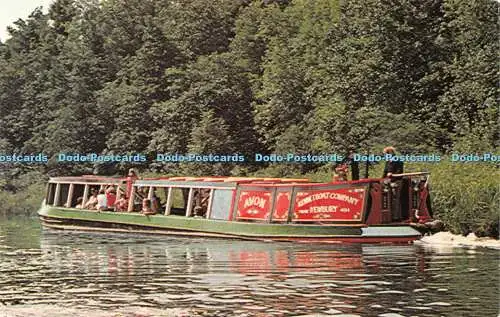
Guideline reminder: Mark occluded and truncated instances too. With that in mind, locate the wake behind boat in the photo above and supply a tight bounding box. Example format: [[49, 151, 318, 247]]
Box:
[[38, 173, 434, 243]]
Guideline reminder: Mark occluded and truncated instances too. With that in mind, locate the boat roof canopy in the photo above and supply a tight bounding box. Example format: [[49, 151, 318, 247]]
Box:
[[48, 172, 430, 188], [47, 176, 313, 188]]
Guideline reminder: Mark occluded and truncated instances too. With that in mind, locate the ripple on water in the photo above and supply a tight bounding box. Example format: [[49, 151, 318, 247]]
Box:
[[424, 302, 452, 306], [61, 288, 101, 294], [376, 290, 406, 294], [331, 304, 357, 309], [0, 290, 24, 295], [295, 315, 336, 317], [412, 288, 428, 292], [404, 306, 433, 311]]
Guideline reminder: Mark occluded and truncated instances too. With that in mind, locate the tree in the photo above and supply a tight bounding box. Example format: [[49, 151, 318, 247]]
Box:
[[254, 0, 339, 149], [438, 0, 499, 151], [161, 0, 244, 60], [149, 53, 260, 160], [326, 0, 450, 149], [184, 110, 235, 175]]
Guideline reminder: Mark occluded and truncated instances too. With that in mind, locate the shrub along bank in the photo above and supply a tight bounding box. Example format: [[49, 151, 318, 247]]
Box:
[[415, 160, 499, 238], [0, 171, 47, 216]]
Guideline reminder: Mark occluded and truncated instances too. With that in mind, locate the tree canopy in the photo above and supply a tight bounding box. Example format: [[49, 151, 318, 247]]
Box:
[[0, 0, 497, 176]]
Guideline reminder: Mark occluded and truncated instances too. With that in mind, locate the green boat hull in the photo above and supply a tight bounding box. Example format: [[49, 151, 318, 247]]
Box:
[[38, 204, 421, 243]]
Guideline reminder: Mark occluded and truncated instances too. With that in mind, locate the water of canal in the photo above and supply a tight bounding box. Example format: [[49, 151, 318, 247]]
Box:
[[0, 214, 498, 317]]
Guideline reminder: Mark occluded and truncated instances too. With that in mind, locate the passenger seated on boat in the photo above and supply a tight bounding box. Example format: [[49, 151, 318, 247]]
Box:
[[193, 189, 210, 217], [106, 186, 116, 209], [333, 164, 348, 182], [97, 189, 108, 211], [75, 197, 84, 208], [151, 189, 161, 212], [114, 195, 128, 212], [126, 168, 139, 199], [132, 186, 147, 211], [84, 189, 98, 210], [193, 206, 204, 217], [141, 198, 155, 215], [137, 186, 147, 199]]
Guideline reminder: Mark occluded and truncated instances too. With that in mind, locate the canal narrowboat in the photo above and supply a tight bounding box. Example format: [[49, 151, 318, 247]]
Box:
[[38, 173, 433, 243]]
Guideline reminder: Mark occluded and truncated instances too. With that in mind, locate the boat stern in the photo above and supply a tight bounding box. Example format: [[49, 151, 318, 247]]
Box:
[[361, 225, 422, 243]]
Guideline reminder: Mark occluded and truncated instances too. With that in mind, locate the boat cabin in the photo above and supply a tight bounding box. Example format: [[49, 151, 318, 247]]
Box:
[[44, 173, 432, 225]]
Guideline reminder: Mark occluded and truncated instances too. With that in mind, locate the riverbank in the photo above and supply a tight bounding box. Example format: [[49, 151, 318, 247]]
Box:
[[0, 171, 46, 216], [419, 232, 500, 250]]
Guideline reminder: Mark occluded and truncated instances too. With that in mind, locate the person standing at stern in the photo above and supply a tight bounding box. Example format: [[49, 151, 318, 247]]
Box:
[[382, 146, 404, 178]]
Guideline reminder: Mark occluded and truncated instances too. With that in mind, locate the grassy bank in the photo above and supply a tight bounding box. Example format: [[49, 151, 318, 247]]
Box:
[[1, 161, 498, 237], [0, 172, 47, 216], [414, 160, 499, 238]]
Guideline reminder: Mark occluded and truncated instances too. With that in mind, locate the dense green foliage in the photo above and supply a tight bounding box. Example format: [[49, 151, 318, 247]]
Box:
[[420, 160, 499, 237], [0, 171, 46, 216], [0, 0, 498, 235]]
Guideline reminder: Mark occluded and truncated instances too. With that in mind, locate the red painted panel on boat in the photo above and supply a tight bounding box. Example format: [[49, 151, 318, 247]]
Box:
[[417, 184, 431, 223], [272, 191, 291, 222], [366, 183, 383, 225], [236, 190, 272, 220], [292, 187, 367, 222]]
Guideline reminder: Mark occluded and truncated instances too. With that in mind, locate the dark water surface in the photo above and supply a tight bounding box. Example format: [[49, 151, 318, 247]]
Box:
[[0, 214, 498, 317]]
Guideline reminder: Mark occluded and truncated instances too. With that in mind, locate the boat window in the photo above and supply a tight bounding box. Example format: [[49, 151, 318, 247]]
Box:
[[159, 187, 211, 217], [69, 184, 85, 208], [82, 185, 101, 209], [156, 187, 167, 205], [134, 186, 149, 211], [55, 184, 70, 207], [46, 183, 56, 205], [209, 189, 232, 220], [192, 189, 210, 217], [148, 187, 162, 212], [121, 186, 160, 213], [169, 188, 189, 216]]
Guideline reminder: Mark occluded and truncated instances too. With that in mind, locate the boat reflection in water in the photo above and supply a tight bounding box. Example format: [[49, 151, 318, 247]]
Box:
[[34, 229, 445, 316], [39, 230, 430, 277], [39, 230, 367, 276]]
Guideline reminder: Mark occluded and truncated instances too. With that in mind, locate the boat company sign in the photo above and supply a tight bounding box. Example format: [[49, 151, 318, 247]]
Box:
[[237, 190, 272, 220], [293, 187, 366, 221], [272, 191, 291, 221]]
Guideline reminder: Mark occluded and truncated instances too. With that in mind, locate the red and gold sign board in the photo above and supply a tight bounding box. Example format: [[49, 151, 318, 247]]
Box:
[[272, 191, 291, 222], [236, 190, 272, 220], [293, 187, 366, 222]]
